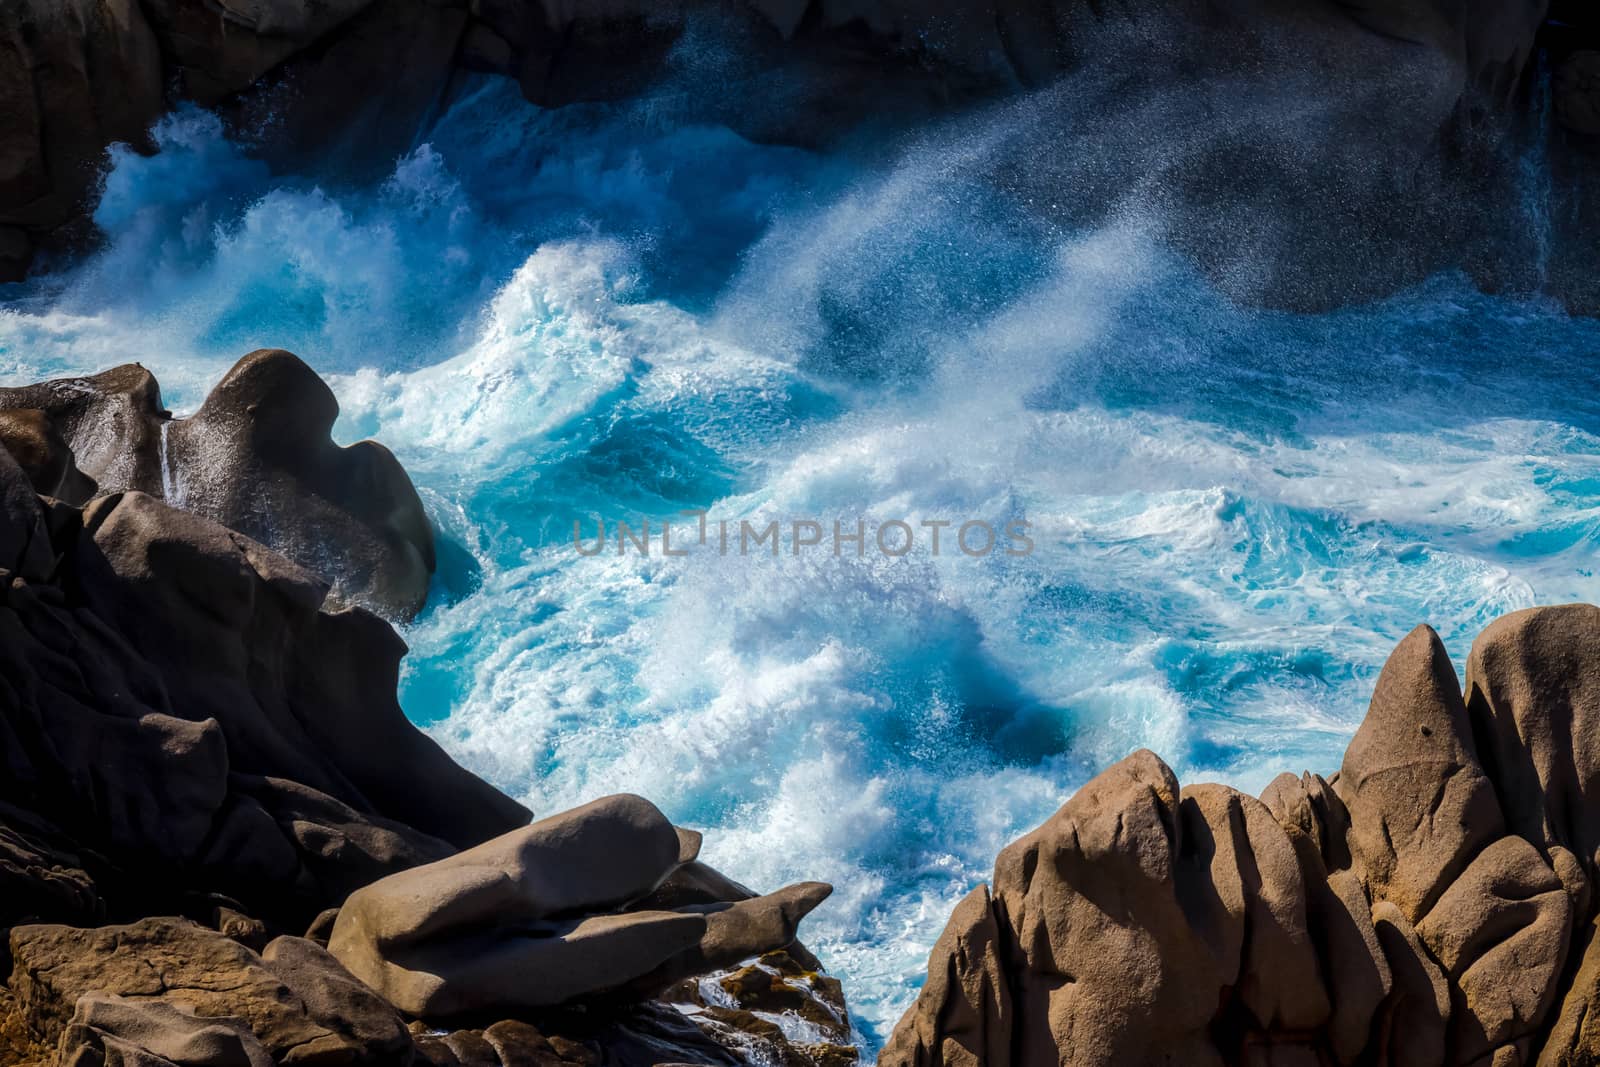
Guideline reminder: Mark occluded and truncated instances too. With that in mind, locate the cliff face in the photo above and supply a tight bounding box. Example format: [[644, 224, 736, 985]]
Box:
[[3, 0, 1596, 314], [883, 606, 1600, 1067]]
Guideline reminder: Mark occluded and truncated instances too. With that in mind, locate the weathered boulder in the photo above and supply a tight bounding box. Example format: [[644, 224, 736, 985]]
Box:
[[0, 365, 163, 503], [0, 351, 436, 618], [329, 793, 831, 1018], [165, 349, 435, 619], [58, 994, 275, 1067], [8, 919, 416, 1064], [885, 609, 1600, 1065]]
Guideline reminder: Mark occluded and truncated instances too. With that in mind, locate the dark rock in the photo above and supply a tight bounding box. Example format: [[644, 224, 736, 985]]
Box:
[[0, 409, 96, 502], [0, 227, 29, 284], [0, 0, 163, 274], [0, 364, 167, 501], [0, 352, 436, 619]]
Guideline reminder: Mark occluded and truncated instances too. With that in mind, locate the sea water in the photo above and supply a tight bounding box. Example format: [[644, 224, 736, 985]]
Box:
[[2, 74, 1599, 1050]]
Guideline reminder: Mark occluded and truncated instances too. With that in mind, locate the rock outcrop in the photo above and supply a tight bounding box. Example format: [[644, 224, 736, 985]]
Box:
[[0, 350, 435, 618], [2, 0, 1590, 313], [0, 354, 844, 1067], [883, 607, 1600, 1066]]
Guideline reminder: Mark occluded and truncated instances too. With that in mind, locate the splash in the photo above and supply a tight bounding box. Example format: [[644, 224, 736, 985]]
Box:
[[3, 74, 1599, 1049]]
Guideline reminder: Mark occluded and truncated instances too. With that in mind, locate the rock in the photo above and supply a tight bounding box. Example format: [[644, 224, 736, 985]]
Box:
[[57, 993, 274, 1067], [8, 918, 416, 1063], [1338, 625, 1505, 922], [75, 486, 519, 856], [876, 887, 1011, 1067], [886, 609, 1600, 1065], [138, 0, 376, 102], [0, 0, 163, 274], [1540, 917, 1600, 1067], [0, 409, 96, 502], [165, 349, 435, 619], [0, 365, 166, 501], [0, 415, 523, 932], [1465, 604, 1600, 893], [986, 749, 1228, 1065], [1556, 52, 1600, 138], [0, 353, 436, 619], [0, 227, 29, 284], [328, 794, 830, 1018]]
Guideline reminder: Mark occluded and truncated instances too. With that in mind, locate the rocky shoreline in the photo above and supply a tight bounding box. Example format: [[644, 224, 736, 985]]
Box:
[[0, 351, 1596, 1067], [0, 353, 853, 1066], [883, 607, 1600, 1066]]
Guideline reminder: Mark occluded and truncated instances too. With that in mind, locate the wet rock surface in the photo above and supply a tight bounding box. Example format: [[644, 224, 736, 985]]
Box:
[[885, 608, 1600, 1066], [0, 350, 435, 619]]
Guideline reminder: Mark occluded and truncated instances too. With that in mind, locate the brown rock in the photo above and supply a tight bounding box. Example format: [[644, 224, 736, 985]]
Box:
[[1466, 605, 1600, 891], [0, 365, 167, 501], [1416, 835, 1570, 1061], [1339, 624, 1504, 922], [1556, 52, 1600, 138], [1539, 916, 1600, 1066], [57, 993, 274, 1067], [0, 354, 436, 619], [8, 918, 416, 1063], [0, 409, 95, 502], [989, 749, 1226, 1065], [878, 886, 1011, 1067]]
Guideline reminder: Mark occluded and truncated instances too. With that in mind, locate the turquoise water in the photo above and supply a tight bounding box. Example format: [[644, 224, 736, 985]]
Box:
[[3, 75, 1600, 1049]]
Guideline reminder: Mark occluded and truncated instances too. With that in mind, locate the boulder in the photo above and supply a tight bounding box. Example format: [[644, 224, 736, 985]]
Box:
[[886, 610, 1600, 1065], [0, 352, 435, 619], [0, 409, 96, 502], [8, 918, 416, 1064], [328, 794, 831, 1018], [164, 349, 435, 619], [58, 994, 275, 1067], [0, 418, 522, 930]]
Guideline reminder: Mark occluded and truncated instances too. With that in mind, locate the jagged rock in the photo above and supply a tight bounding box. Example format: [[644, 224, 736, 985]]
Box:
[[329, 793, 831, 1018], [886, 609, 1600, 1065], [1337, 625, 1506, 923], [8, 918, 416, 1063]]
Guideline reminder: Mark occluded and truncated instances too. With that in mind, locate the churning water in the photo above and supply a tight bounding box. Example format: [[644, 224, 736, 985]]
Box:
[[3, 73, 1599, 1050]]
